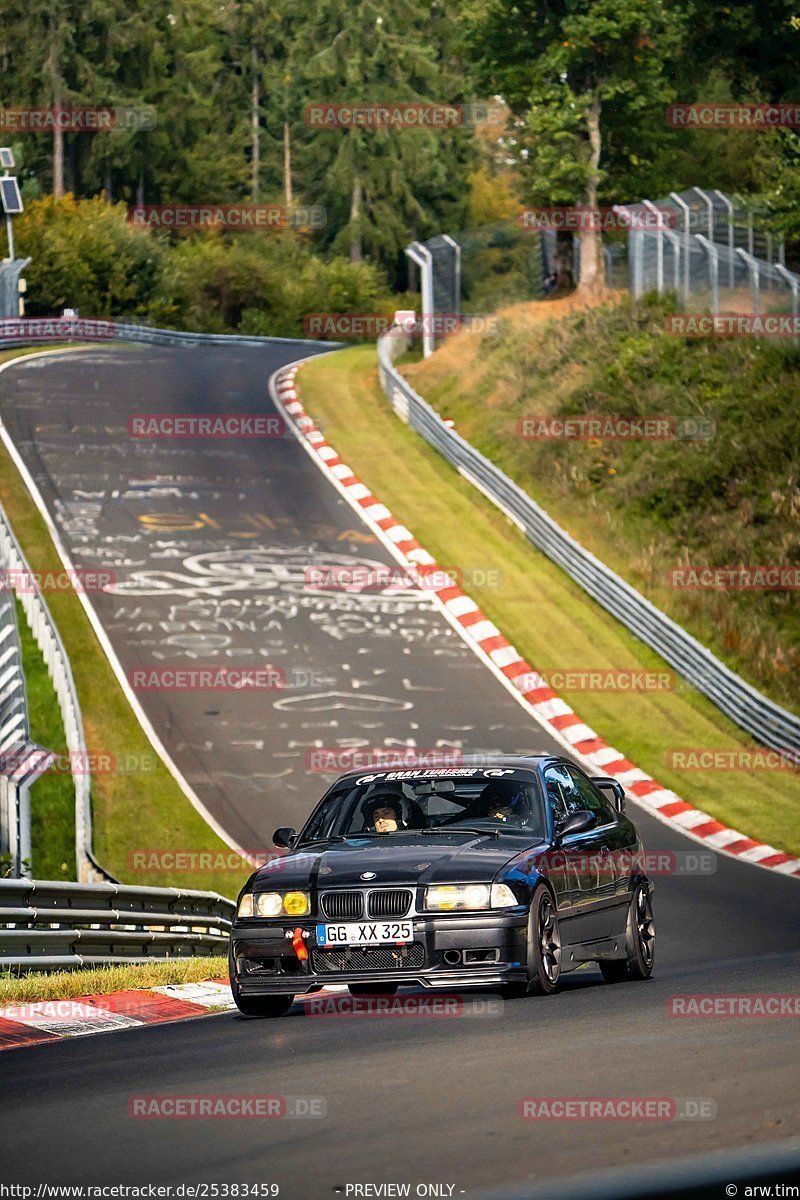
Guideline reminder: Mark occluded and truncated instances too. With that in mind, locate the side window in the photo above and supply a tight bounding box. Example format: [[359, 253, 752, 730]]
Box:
[[543, 764, 580, 826], [565, 766, 617, 827]]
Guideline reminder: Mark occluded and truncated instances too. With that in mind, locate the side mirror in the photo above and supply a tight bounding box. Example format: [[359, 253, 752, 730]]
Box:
[[273, 826, 297, 849], [592, 776, 626, 812], [556, 809, 596, 841]]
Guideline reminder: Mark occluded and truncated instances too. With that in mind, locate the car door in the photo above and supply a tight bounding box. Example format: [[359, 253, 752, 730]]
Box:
[[563, 765, 628, 941], [541, 763, 611, 945]]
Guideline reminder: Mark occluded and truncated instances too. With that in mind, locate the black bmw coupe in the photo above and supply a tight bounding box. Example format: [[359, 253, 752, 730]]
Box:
[[229, 755, 655, 1016]]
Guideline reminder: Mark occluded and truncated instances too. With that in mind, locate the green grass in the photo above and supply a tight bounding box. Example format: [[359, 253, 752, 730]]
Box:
[[296, 345, 800, 857], [0, 957, 227, 1004], [404, 293, 800, 716], [16, 598, 75, 880], [0, 346, 250, 896]]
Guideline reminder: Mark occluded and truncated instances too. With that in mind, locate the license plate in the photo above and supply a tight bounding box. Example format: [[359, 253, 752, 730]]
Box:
[[315, 920, 413, 947]]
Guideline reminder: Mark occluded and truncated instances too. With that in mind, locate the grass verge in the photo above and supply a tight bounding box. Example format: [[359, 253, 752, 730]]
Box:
[[297, 345, 800, 857], [0, 957, 227, 1004], [0, 346, 249, 895], [403, 293, 800, 716], [16, 597, 75, 880]]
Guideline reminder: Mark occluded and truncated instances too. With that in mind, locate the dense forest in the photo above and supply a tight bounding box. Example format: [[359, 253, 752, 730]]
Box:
[[2, 0, 800, 324]]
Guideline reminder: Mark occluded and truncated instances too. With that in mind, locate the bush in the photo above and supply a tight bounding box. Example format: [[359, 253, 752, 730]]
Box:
[[16, 195, 164, 318], [151, 232, 394, 338]]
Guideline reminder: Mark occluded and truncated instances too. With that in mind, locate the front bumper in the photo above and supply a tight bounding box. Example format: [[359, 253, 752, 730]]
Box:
[[231, 910, 529, 995]]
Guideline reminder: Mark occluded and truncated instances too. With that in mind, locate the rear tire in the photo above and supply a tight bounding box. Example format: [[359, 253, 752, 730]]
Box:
[[348, 983, 399, 997], [600, 880, 655, 983]]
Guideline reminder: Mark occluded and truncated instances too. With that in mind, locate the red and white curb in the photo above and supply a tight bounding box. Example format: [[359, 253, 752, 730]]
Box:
[[0, 981, 360, 1051], [272, 361, 800, 881], [0, 980, 237, 1052]]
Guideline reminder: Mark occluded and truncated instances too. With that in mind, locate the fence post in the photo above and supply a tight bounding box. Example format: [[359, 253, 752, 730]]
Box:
[[404, 241, 435, 358], [642, 200, 664, 293], [736, 248, 761, 315], [693, 187, 715, 242], [441, 235, 461, 319], [773, 263, 799, 337], [713, 190, 736, 289], [696, 235, 720, 314], [669, 193, 691, 306]]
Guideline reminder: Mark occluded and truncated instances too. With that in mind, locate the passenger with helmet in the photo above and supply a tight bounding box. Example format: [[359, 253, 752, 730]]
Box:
[[475, 780, 531, 827]]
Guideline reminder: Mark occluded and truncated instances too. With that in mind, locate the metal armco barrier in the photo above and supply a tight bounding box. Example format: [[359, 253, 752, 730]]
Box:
[[0, 576, 54, 878], [377, 330, 800, 760], [0, 877, 234, 970], [0, 502, 101, 882], [0, 321, 343, 351]]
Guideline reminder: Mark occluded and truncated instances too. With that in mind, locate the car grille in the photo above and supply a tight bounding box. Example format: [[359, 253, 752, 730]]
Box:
[[366, 889, 413, 919], [320, 891, 363, 920], [311, 943, 425, 973]]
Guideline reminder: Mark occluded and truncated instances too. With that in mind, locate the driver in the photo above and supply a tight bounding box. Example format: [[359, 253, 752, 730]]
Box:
[[475, 781, 530, 826], [363, 793, 406, 834]]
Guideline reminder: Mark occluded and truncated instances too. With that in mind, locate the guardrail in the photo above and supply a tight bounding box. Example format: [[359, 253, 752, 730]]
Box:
[[0, 321, 343, 351], [0, 877, 235, 970], [0, 572, 55, 878], [0, 502, 103, 882], [377, 330, 800, 759]]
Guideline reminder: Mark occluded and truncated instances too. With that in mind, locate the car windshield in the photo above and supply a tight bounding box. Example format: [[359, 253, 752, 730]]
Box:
[[298, 771, 547, 843]]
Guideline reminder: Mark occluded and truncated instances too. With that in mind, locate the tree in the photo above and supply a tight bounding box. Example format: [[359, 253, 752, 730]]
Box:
[[471, 0, 687, 294], [287, 0, 473, 280]]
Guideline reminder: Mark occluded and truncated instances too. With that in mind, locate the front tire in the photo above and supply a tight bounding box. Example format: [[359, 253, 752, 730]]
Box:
[[600, 880, 655, 983], [230, 962, 294, 1017], [502, 887, 561, 997]]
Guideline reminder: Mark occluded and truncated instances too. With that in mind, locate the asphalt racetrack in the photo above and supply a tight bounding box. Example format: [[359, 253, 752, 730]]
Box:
[[1, 343, 799, 1196]]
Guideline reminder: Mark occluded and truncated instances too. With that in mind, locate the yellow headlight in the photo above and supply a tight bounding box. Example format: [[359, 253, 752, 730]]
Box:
[[282, 891, 311, 917]]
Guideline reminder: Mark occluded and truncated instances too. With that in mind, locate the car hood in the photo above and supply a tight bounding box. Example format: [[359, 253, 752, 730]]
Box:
[[253, 832, 539, 889]]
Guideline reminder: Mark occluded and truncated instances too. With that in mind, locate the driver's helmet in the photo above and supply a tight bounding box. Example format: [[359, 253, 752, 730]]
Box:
[[362, 792, 406, 830], [475, 780, 530, 825]]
